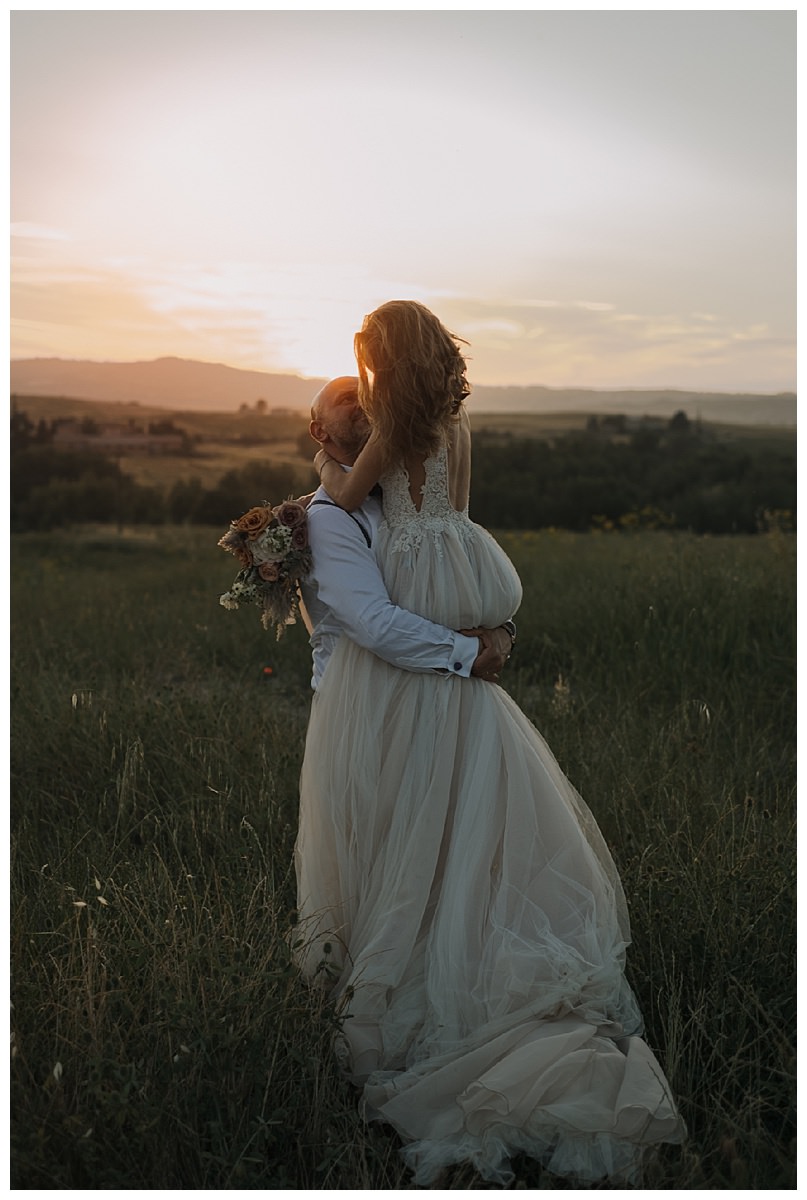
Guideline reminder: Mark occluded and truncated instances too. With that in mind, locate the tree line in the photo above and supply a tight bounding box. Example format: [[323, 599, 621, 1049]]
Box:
[[10, 409, 795, 535], [469, 419, 795, 534]]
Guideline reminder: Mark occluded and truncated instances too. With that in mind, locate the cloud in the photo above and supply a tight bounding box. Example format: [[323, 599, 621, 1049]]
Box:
[[130, 262, 433, 377], [11, 222, 71, 242], [434, 294, 795, 391], [10, 255, 425, 377], [9, 246, 795, 393]]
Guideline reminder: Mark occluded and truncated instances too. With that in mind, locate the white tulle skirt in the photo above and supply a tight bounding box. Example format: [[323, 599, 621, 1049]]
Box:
[[294, 518, 685, 1184]]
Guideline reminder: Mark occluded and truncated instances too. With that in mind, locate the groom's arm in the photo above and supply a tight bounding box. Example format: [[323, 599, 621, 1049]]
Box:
[[306, 502, 482, 677]]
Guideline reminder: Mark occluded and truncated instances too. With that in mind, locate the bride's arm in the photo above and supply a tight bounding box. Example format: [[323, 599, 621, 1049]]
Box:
[[314, 431, 385, 511], [447, 405, 471, 511]]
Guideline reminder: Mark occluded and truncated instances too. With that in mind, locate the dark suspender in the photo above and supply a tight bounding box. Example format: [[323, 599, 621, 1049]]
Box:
[[308, 498, 372, 548]]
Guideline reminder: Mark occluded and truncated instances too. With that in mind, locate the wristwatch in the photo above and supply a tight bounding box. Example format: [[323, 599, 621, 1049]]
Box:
[[502, 620, 516, 653]]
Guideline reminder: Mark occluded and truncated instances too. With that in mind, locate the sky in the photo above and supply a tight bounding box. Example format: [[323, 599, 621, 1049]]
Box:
[[10, 9, 796, 393]]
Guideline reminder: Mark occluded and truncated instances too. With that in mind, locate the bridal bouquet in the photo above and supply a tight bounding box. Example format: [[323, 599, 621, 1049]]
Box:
[[218, 500, 312, 638]]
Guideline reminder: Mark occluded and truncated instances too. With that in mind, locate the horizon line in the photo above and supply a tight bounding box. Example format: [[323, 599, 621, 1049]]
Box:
[[9, 355, 796, 398]]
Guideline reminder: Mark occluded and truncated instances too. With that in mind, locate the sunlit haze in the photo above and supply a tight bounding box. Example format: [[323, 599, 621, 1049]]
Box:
[[11, 10, 795, 392]]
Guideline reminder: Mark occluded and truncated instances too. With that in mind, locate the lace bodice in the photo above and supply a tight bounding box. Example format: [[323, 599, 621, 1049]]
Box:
[[380, 444, 472, 555]]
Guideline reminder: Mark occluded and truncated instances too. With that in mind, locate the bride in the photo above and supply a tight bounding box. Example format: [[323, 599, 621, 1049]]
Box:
[[294, 300, 685, 1186]]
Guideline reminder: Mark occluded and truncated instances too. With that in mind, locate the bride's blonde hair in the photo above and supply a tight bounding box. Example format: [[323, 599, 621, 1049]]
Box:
[[354, 300, 470, 466]]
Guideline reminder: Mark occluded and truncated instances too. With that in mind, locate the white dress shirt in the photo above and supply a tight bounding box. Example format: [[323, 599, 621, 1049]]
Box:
[[300, 482, 480, 690]]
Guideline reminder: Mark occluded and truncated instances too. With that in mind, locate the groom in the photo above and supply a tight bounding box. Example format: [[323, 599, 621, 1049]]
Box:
[[300, 376, 514, 689]]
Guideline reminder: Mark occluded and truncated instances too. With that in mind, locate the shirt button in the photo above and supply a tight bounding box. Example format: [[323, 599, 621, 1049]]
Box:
[[453, 662, 462, 671]]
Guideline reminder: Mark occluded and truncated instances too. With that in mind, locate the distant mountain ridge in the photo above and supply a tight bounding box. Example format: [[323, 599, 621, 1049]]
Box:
[[9, 356, 796, 426], [10, 356, 325, 413]]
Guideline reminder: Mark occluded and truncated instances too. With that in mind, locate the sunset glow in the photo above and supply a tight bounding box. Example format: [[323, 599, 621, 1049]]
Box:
[[11, 10, 795, 392]]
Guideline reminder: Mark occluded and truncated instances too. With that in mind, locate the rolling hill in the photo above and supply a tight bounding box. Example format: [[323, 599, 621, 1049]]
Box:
[[9, 356, 796, 426], [10, 356, 324, 413]]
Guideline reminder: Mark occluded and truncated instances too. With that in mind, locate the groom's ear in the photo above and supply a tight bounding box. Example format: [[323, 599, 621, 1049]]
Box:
[[309, 419, 326, 446]]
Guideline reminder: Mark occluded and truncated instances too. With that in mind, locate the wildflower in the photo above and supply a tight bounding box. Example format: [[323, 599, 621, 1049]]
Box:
[[551, 674, 572, 716]]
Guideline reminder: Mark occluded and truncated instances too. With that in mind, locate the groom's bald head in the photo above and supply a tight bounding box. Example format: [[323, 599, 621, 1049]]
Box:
[[309, 376, 369, 464], [311, 376, 359, 417]]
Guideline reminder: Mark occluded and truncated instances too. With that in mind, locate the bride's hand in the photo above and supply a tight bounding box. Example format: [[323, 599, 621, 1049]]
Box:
[[314, 448, 334, 477]]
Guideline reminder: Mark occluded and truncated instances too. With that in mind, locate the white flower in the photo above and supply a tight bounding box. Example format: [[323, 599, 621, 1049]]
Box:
[[251, 525, 292, 564]]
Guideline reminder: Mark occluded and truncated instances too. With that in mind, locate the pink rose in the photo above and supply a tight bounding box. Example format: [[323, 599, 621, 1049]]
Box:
[[275, 501, 306, 529], [291, 525, 308, 549], [258, 562, 280, 582]]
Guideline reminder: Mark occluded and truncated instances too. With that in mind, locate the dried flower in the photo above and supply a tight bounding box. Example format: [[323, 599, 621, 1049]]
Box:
[[217, 527, 253, 568], [218, 498, 313, 639]]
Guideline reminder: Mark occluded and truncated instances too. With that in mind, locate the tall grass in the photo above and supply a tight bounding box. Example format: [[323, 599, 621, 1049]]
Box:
[[11, 526, 795, 1188]]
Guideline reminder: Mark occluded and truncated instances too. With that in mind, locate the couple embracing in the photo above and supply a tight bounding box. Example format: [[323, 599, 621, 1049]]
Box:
[[293, 300, 685, 1186]]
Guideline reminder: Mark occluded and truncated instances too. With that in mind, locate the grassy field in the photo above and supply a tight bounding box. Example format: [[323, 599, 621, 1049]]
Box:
[[117, 440, 314, 491], [10, 525, 795, 1189], [15, 393, 797, 495]]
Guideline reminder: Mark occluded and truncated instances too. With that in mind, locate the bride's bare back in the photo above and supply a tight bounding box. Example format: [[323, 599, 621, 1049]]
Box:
[[400, 406, 471, 514]]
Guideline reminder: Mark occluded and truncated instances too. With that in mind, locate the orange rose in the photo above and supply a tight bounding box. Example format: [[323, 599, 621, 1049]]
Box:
[[235, 506, 272, 538]]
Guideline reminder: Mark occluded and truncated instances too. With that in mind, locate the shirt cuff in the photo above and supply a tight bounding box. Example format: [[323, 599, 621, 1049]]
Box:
[[439, 632, 479, 678]]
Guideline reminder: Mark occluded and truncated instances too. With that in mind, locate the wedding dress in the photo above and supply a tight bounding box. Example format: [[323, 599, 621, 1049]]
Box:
[[294, 410, 685, 1185]]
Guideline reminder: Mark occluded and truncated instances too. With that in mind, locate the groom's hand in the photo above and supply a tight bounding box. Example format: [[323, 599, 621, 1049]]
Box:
[[464, 626, 512, 682]]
